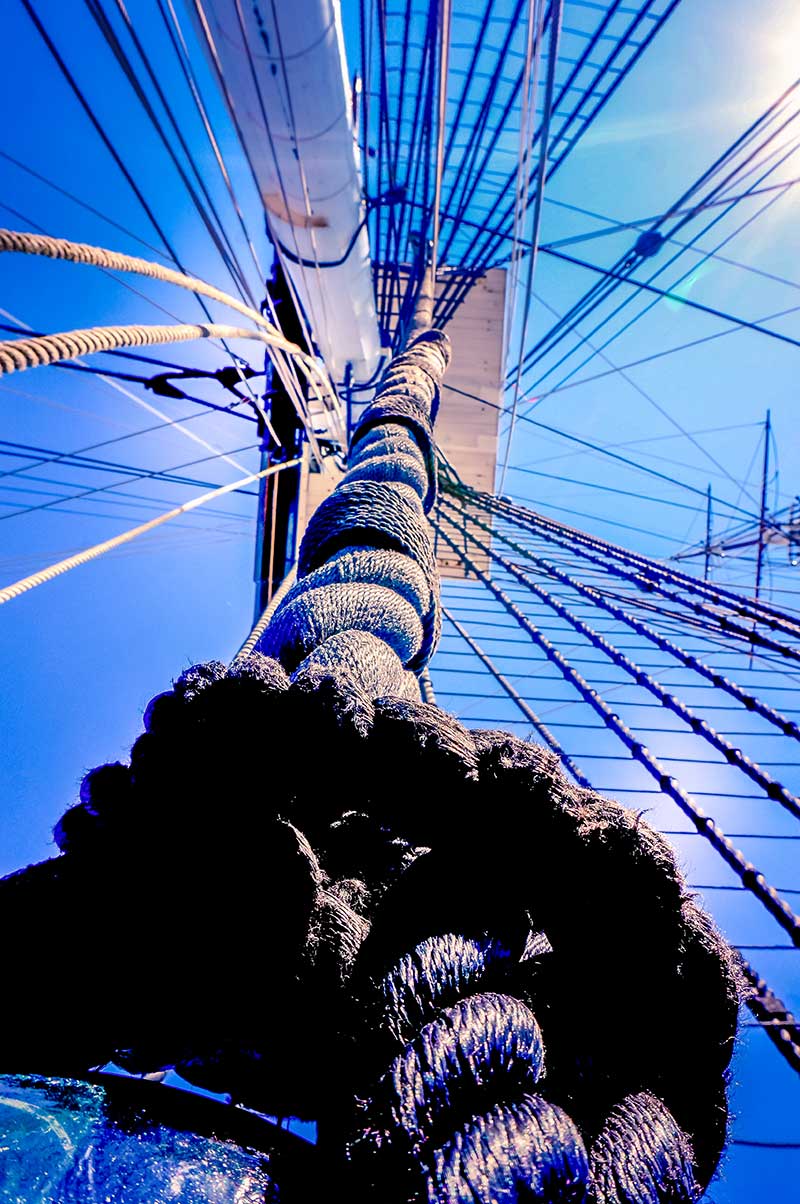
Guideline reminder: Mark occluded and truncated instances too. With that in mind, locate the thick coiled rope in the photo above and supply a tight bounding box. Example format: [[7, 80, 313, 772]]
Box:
[[0, 655, 742, 1202], [257, 328, 451, 697]]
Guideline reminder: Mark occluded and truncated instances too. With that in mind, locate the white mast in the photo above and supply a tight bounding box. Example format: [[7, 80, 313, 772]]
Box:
[[192, 0, 385, 395]]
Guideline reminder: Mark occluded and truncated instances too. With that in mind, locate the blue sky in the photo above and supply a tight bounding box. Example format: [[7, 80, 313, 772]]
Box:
[[1, 0, 798, 1198]]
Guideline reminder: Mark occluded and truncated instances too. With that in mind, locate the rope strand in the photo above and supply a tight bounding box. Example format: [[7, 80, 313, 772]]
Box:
[[0, 459, 299, 605]]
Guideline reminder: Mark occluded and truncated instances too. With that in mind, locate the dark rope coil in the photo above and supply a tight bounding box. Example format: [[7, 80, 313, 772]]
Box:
[[258, 330, 450, 697], [0, 656, 742, 1201]]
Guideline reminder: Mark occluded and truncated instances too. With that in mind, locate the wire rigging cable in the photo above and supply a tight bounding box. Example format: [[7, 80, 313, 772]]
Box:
[[499, 0, 562, 492]]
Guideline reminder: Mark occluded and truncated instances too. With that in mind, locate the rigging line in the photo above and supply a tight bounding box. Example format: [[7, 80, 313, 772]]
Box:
[[544, 0, 684, 177], [434, 0, 556, 300], [443, 384, 765, 524], [665, 106, 800, 245], [537, 244, 800, 353], [232, 563, 297, 664], [262, 0, 337, 341], [0, 472, 256, 531], [0, 304, 254, 473], [503, 440, 775, 534], [439, 0, 616, 271], [0, 228, 284, 341], [433, 513, 800, 948], [0, 200, 282, 456], [480, 491, 800, 647], [435, 0, 622, 274], [0, 457, 300, 606], [522, 134, 800, 393], [373, 0, 393, 337], [437, 0, 684, 324], [51, 361, 258, 421], [384, 6, 436, 344], [490, 296, 800, 406], [438, 0, 529, 269], [0, 148, 171, 261], [18, 0, 176, 259], [469, 563, 800, 679], [546, 199, 800, 312], [199, 0, 340, 435], [444, 496, 800, 745], [499, 0, 562, 493], [184, 0, 318, 360], [531, 151, 800, 399], [403, 8, 437, 295], [0, 499, 251, 538], [512, 417, 759, 465], [505, 292, 764, 511], [0, 477, 254, 526], [0, 440, 261, 524], [439, 3, 493, 182], [231, 0, 333, 370], [162, 0, 268, 279], [0, 319, 232, 374], [0, 200, 211, 331], [515, 115, 800, 375], [489, 524, 800, 653], [732, 1141, 800, 1150], [539, 176, 800, 251], [169, 0, 325, 426], [495, 493, 683, 545], [504, 0, 539, 370], [0, 375, 148, 434], [695, 884, 800, 895], [442, 605, 592, 787], [91, 0, 258, 308], [430, 0, 452, 284], [85, 1, 253, 305], [0, 437, 260, 498], [16, 0, 261, 390], [0, 229, 335, 454], [87, 362, 271, 474], [385, 10, 436, 345], [386, 0, 414, 276], [0, 219, 259, 447], [156, 0, 265, 283], [357, 0, 372, 232], [0, 319, 295, 375], [738, 958, 800, 1077], [703, 435, 766, 551]]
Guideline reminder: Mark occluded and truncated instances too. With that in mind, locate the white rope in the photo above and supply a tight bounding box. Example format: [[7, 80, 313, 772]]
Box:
[[0, 228, 338, 456], [0, 228, 280, 337], [0, 459, 300, 606], [0, 321, 282, 373]]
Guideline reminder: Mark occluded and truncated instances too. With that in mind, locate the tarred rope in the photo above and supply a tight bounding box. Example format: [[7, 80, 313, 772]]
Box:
[[0, 654, 742, 1201]]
